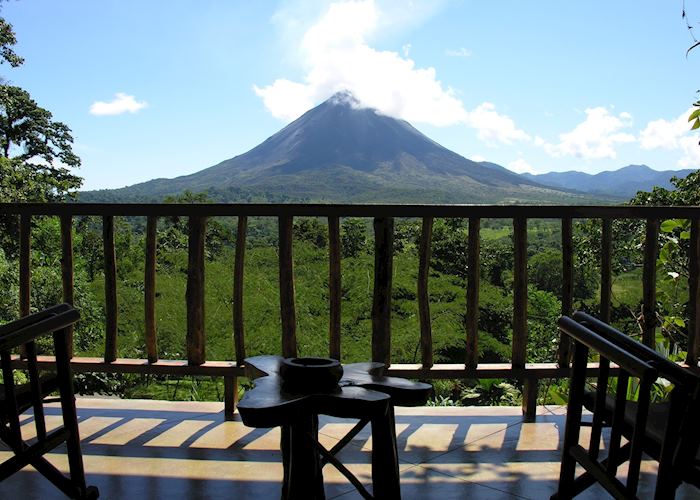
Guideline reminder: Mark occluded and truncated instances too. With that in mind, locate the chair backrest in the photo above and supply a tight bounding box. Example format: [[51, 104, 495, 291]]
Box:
[[574, 311, 700, 492], [0, 304, 98, 499], [555, 314, 700, 499], [1, 303, 79, 419]]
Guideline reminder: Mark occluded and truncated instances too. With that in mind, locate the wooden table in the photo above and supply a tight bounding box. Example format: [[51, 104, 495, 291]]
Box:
[[237, 355, 432, 500]]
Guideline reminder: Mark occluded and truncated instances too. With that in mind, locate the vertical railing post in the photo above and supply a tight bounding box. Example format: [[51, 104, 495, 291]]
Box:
[[227, 215, 248, 419], [372, 217, 394, 366], [18, 213, 31, 358], [186, 215, 206, 365], [558, 217, 573, 366], [466, 217, 480, 370], [103, 215, 118, 363], [145, 216, 158, 363], [224, 375, 238, 421], [279, 215, 297, 358], [513, 218, 534, 420], [60, 215, 75, 358], [642, 219, 659, 348], [233, 216, 248, 365], [512, 217, 528, 368], [688, 218, 700, 366], [600, 219, 613, 324], [60, 215, 75, 357], [328, 216, 341, 361], [418, 217, 433, 368], [19, 214, 31, 318]]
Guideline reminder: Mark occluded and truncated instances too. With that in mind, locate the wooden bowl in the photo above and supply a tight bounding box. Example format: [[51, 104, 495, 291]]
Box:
[[280, 357, 343, 393]]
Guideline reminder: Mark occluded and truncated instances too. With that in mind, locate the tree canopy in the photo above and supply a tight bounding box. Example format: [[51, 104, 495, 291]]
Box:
[[0, 15, 22, 69], [0, 9, 81, 202]]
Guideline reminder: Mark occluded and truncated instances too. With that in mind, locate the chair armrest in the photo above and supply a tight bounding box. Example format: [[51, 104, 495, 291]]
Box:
[[0, 303, 73, 337], [558, 316, 657, 380], [0, 305, 80, 351]]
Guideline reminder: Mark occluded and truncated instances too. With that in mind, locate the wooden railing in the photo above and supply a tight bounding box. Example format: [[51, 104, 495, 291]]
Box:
[[3, 203, 700, 421]]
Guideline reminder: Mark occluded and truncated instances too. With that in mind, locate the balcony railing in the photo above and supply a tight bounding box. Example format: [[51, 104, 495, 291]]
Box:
[[2, 203, 700, 421]]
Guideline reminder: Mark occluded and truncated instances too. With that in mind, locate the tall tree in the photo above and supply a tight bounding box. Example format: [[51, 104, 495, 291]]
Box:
[[0, 5, 82, 202], [0, 14, 22, 69], [0, 86, 82, 200]]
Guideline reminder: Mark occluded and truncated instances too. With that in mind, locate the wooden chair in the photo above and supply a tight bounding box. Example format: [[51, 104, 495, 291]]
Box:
[[0, 304, 98, 499], [552, 312, 700, 500]]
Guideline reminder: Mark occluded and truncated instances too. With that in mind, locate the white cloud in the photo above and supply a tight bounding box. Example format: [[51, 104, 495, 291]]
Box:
[[254, 0, 466, 126], [470, 154, 486, 162], [638, 108, 698, 153], [540, 107, 635, 159], [464, 102, 530, 145], [639, 113, 686, 150], [255, 0, 529, 145], [402, 43, 411, 57], [678, 136, 700, 167], [90, 93, 147, 116], [639, 109, 700, 167], [445, 47, 472, 58], [507, 158, 536, 174]]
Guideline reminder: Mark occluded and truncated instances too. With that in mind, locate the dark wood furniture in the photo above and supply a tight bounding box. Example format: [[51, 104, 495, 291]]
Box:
[[552, 312, 700, 500], [237, 355, 432, 499], [0, 304, 98, 499]]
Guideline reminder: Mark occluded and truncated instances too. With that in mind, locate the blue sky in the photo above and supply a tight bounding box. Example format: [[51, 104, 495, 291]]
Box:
[[3, 0, 700, 190]]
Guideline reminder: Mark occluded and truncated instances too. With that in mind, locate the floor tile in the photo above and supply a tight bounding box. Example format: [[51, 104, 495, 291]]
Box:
[[188, 421, 255, 449], [144, 420, 214, 447], [89, 417, 165, 446]]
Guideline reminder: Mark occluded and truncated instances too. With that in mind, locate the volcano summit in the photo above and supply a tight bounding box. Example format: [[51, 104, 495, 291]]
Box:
[[87, 92, 581, 203]]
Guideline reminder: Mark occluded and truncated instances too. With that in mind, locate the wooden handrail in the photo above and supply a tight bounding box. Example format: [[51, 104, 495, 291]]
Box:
[[3, 202, 700, 218], [3, 202, 700, 421]]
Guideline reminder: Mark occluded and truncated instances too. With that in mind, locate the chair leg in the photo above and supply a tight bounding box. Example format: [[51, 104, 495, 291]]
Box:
[[54, 328, 94, 498], [557, 443, 631, 499], [0, 425, 92, 499], [654, 461, 680, 500], [552, 342, 589, 500]]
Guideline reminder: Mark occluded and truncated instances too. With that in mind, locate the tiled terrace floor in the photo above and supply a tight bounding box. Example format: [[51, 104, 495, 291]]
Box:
[[1, 397, 697, 499]]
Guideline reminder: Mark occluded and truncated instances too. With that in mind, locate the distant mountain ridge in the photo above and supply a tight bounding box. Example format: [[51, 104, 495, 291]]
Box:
[[520, 165, 695, 199], [82, 91, 587, 204]]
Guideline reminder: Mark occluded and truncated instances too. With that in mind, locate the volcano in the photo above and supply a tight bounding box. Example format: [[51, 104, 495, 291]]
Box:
[[87, 91, 582, 203]]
